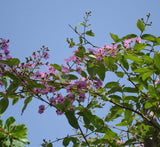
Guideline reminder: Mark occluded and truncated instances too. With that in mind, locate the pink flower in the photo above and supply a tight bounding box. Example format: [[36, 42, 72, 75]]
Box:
[[75, 81, 87, 91], [34, 71, 46, 79], [50, 97, 57, 105], [135, 37, 142, 43], [0, 81, 4, 87], [0, 38, 9, 50], [38, 105, 45, 114], [155, 78, 160, 85], [79, 93, 86, 102], [61, 66, 70, 73], [76, 66, 82, 74], [43, 52, 49, 60], [95, 78, 102, 89], [56, 109, 64, 115], [68, 93, 75, 102], [66, 84, 74, 93]]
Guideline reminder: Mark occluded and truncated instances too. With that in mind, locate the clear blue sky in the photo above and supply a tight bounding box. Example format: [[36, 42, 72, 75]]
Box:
[[1, 0, 160, 146]]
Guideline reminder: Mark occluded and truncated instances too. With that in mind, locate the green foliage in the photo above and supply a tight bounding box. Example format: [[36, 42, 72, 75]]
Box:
[[0, 116, 29, 146], [1, 12, 160, 147], [65, 110, 79, 129], [137, 19, 145, 32]]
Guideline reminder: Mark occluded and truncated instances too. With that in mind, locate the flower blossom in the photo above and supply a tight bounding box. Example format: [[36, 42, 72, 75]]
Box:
[[155, 78, 160, 85], [43, 51, 49, 60], [38, 105, 45, 114], [61, 66, 70, 73], [95, 78, 102, 89]]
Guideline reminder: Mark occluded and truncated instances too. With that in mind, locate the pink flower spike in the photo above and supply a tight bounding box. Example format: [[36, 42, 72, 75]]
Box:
[[135, 37, 142, 43], [38, 105, 45, 114], [43, 52, 49, 60], [95, 78, 102, 89], [61, 66, 70, 73], [79, 93, 86, 102]]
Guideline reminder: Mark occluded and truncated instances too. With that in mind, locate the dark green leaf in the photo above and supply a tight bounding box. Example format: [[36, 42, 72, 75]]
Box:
[[9, 58, 20, 66], [0, 98, 9, 114], [87, 62, 96, 78], [105, 106, 123, 122], [51, 64, 61, 71], [4, 116, 15, 132], [46, 143, 53, 147], [105, 82, 119, 88], [96, 62, 105, 81], [68, 74, 78, 80], [119, 55, 129, 70], [86, 30, 95, 37], [120, 34, 137, 42], [108, 85, 122, 94], [110, 33, 119, 42], [63, 137, 70, 146], [21, 97, 32, 115], [123, 87, 139, 93], [154, 51, 160, 69], [137, 19, 145, 32], [65, 110, 79, 129], [115, 71, 124, 78], [141, 34, 156, 42], [81, 71, 87, 78]]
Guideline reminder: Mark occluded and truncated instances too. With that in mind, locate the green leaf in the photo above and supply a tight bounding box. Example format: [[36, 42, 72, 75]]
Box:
[[119, 55, 129, 70], [12, 124, 28, 138], [124, 109, 132, 123], [141, 34, 156, 42], [105, 106, 123, 122], [86, 30, 95, 37], [133, 43, 146, 52], [46, 143, 53, 147], [0, 98, 9, 114], [81, 71, 87, 78], [68, 74, 78, 80], [110, 33, 119, 42], [115, 71, 124, 78], [63, 137, 70, 146], [79, 23, 86, 26], [154, 51, 160, 69], [87, 62, 96, 78], [96, 62, 105, 81], [137, 19, 145, 32], [123, 87, 139, 93], [126, 53, 142, 63], [6, 81, 20, 96], [120, 34, 137, 42], [104, 56, 117, 71], [105, 82, 119, 88], [103, 126, 119, 140], [51, 64, 61, 71], [9, 58, 20, 67], [108, 85, 122, 94], [58, 72, 69, 83], [21, 96, 32, 115], [65, 110, 79, 129], [4, 116, 16, 132]]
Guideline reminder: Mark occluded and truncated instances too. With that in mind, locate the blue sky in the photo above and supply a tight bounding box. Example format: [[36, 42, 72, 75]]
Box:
[[1, 0, 160, 146]]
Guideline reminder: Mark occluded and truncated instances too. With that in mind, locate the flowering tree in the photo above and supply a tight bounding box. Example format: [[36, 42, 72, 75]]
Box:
[[0, 12, 160, 147]]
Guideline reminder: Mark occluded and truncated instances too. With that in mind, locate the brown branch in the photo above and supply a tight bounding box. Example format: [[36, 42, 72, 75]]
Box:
[[68, 24, 100, 48]]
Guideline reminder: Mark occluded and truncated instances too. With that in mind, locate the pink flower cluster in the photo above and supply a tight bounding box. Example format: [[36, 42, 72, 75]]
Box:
[[0, 38, 11, 60], [123, 37, 141, 49]]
